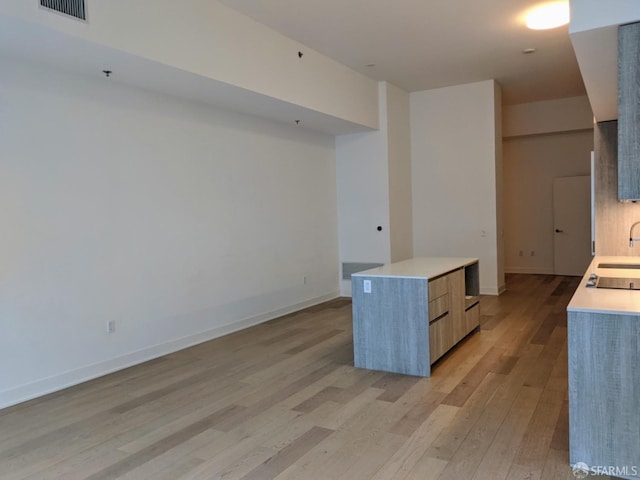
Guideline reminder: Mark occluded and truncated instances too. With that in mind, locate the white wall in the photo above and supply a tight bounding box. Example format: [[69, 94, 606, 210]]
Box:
[[0, 0, 379, 130], [0, 58, 339, 409], [336, 83, 392, 296], [503, 132, 593, 273], [335, 82, 412, 296], [502, 97, 593, 274], [503, 96, 594, 138], [411, 80, 503, 295]]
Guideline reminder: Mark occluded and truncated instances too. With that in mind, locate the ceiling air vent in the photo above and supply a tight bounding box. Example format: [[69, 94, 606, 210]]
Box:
[[40, 0, 86, 21]]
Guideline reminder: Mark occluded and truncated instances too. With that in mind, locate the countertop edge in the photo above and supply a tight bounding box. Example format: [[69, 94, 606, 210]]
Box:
[[567, 256, 640, 315], [351, 257, 479, 280]]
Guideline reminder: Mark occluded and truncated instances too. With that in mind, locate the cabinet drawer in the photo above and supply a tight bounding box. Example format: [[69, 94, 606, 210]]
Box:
[[428, 275, 448, 299], [429, 313, 454, 364], [428, 294, 449, 322], [464, 304, 480, 334]]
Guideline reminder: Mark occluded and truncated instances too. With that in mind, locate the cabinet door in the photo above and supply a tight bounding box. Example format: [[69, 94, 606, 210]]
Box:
[[464, 304, 480, 334], [428, 294, 449, 322], [429, 313, 453, 363], [428, 274, 448, 299], [447, 268, 466, 341]]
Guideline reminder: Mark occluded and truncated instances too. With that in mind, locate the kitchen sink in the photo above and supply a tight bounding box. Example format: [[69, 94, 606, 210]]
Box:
[[595, 277, 640, 290], [586, 272, 640, 289], [598, 263, 640, 269]]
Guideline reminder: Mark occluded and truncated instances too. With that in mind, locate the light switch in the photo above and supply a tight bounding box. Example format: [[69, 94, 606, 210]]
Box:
[[363, 280, 372, 293]]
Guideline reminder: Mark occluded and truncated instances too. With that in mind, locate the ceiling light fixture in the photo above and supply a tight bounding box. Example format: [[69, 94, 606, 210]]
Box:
[[522, 48, 537, 54], [525, 2, 569, 30]]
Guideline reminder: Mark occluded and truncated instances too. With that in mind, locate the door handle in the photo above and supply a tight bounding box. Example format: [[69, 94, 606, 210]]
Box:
[[555, 229, 564, 233]]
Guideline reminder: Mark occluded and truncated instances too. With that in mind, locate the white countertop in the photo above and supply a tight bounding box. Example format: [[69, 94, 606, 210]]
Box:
[[568, 256, 640, 315], [351, 257, 478, 280]]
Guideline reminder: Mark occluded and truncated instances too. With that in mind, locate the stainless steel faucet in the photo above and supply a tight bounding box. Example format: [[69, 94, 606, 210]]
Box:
[[630, 221, 640, 247]]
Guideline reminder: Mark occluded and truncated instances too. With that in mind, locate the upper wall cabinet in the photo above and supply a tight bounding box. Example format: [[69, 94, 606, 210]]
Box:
[[618, 22, 640, 201]]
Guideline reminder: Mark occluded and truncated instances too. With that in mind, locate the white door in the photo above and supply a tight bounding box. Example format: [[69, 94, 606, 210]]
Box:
[[553, 176, 592, 276]]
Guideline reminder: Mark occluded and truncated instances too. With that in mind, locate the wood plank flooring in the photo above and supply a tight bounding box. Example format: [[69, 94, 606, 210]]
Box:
[[0, 274, 615, 479]]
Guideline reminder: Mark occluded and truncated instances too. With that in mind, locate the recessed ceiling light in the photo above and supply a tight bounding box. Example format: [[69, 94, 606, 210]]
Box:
[[365, 64, 376, 68], [525, 2, 569, 30], [522, 48, 537, 54]]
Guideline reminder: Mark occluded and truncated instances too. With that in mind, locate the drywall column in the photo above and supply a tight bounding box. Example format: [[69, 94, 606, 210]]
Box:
[[336, 82, 412, 296], [410, 80, 503, 295], [494, 82, 505, 291], [387, 83, 414, 263]]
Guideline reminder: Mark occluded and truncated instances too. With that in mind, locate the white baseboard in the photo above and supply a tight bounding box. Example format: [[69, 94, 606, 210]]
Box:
[[340, 280, 353, 297], [480, 287, 501, 295], [0, 292, 339, 410], [479, 279, 508, 295], [505, 266, 555, 275]]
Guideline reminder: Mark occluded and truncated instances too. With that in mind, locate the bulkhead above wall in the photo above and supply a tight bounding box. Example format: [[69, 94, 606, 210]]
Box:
[[0, 0, 379, 135]]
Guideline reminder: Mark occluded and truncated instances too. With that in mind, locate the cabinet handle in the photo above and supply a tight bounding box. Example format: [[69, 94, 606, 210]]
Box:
[[429, 312, 448, 325]]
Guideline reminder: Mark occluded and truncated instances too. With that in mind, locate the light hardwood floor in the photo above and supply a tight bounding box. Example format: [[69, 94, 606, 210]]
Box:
[[0, 274, 615, 480]]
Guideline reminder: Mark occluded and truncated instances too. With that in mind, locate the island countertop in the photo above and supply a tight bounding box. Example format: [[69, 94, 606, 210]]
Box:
[[567, 255, 640, 315], [351, 257, 478, 280]]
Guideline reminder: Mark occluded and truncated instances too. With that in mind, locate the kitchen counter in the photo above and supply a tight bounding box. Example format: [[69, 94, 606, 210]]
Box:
[[567, 255, 640, 478], [352, 257, 480, 377], [567, 255, 640, 315], [352, 257, 479, 280]]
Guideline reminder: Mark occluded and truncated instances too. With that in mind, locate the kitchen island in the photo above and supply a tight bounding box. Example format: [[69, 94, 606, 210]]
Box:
[[567, 256, 640, 479], [351, 257, 480, 377]]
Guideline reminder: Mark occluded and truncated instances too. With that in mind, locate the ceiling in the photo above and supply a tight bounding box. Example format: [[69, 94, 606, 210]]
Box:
[[219, 0, 587, 105]]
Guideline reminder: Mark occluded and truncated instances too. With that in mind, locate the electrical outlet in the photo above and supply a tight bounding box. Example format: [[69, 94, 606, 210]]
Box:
[[530, 251, 535, 257], [303, 276, 307, 285], [519, 250, 524, 257], [107, 320, 116, 333], [363, 280, 372, 294]]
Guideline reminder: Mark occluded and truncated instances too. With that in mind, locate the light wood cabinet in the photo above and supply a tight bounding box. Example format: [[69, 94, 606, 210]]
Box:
[[464, 302, 480, 334], [428, 274, 449, 299], [428, 267, 479, 364], [352, 258, 480, 377], [428, 294, 449, 321], [447, 268, 466, 342], [429, 313, 452, 363]]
